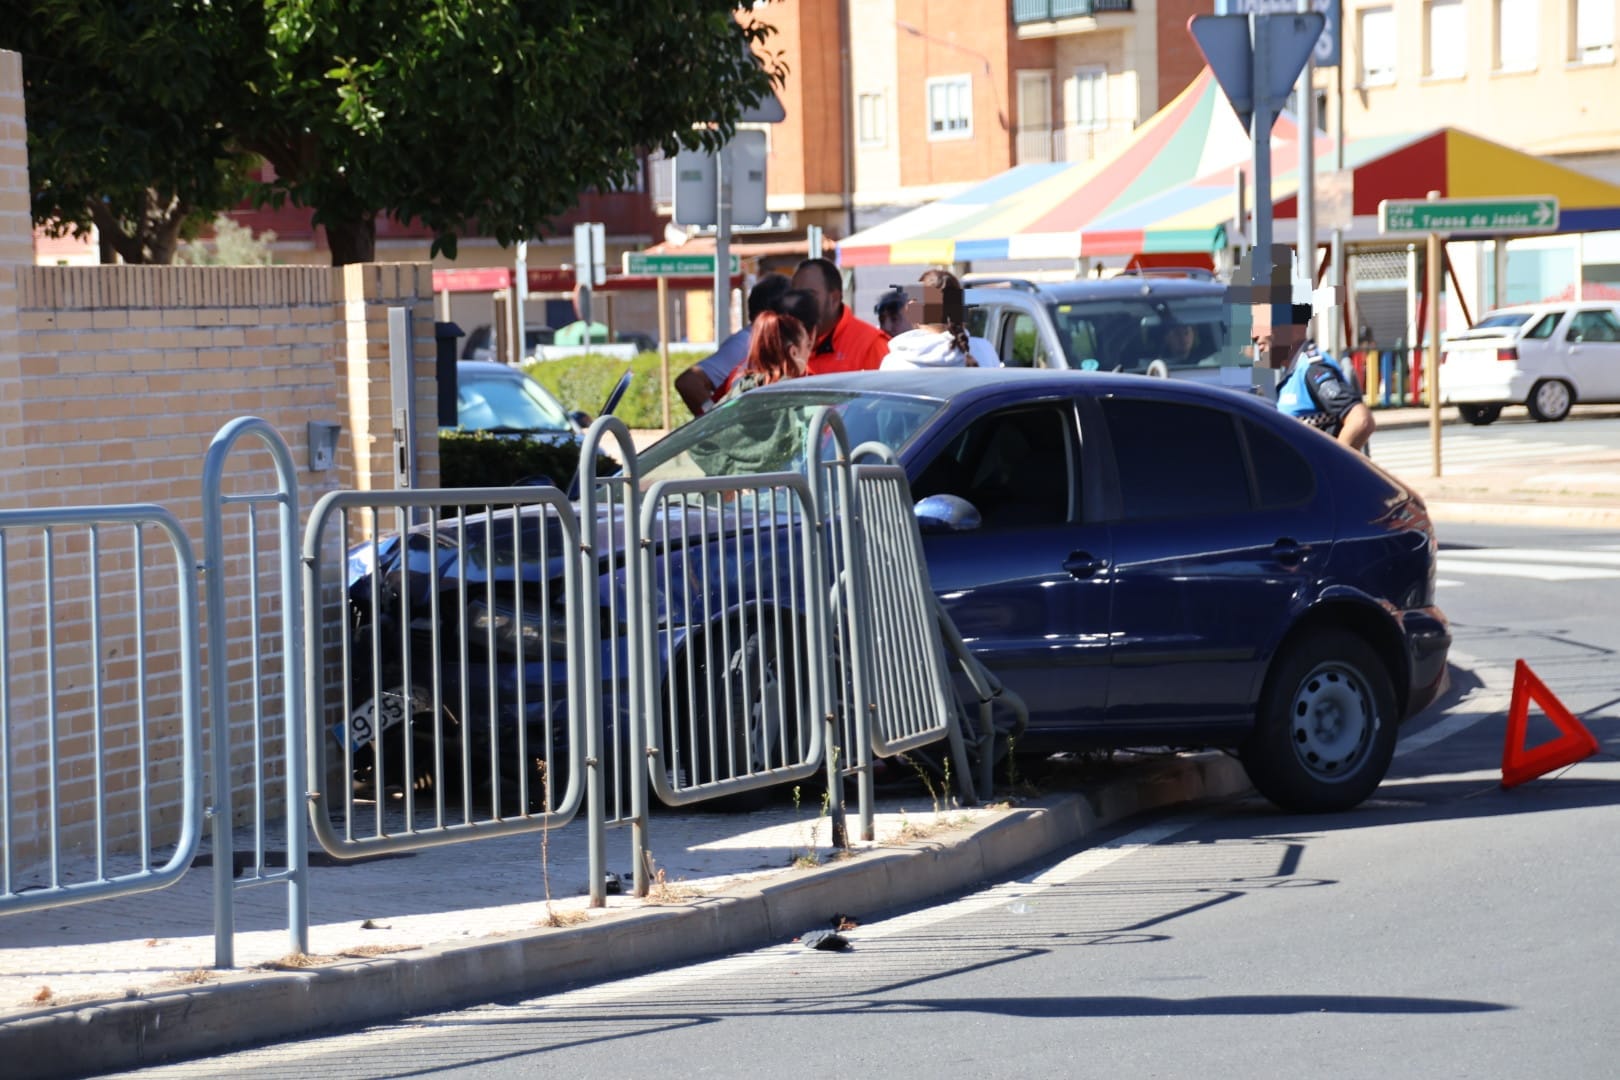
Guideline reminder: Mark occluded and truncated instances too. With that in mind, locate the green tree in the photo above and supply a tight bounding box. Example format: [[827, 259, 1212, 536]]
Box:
[[10, 1, 256, 264], [7, 1, 783, 266]]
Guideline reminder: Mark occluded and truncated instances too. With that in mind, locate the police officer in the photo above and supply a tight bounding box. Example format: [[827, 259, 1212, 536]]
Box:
[[1252, 299, 1375, 452]]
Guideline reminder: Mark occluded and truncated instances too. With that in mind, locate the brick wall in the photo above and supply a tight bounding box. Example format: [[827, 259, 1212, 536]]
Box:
[[0, 50, 442, 874]]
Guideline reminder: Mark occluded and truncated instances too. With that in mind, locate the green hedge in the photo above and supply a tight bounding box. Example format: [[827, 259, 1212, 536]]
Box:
[[521, 352, 705, 430], [439, 432, 617, 490]]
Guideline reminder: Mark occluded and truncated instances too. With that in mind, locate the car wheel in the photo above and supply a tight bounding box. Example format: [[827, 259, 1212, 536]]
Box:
[[1241, 630, 1398, 813], [667, 613, 808, 808], [1526, 379, 1573, 422], [1457, 404, 1501, 426]]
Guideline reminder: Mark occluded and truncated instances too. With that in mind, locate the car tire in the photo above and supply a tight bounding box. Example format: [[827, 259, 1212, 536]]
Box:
[[1240, 630, 1398, 813], [1526, 379, 1573, 422], [1457, 404, 1502, 426], [667, 613, 809, 809]]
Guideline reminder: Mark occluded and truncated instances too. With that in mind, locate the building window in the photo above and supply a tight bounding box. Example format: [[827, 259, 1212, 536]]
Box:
[[857, 92, 886, 147], [1574, 0, 1615, 63], [1073, 66, 1109, 130], [1426, 0, 1466, 77], [1360, 6, 1397, 85], [1496, 0, 1539, 71], [926, 75, 973, 140]]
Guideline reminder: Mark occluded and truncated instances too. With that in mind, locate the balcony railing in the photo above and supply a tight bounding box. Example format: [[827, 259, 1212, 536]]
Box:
[[1012, 0, 1133, 24], [1015, 123, 1135, 166]]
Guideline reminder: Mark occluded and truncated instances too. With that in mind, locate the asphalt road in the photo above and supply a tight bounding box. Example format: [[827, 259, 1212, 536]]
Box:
[[117, 522, 1620, 1080]]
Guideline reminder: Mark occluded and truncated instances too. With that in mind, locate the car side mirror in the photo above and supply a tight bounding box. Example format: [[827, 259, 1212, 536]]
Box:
[[914, 494, 982, 534], [568, 410, 592, 428]]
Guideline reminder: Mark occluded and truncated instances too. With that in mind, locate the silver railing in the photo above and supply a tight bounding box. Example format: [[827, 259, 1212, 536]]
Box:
[[639, 472, 828, 810], [202, 417, 308, 965], [0, 505, 203, 915], [302, 487, 589, 863], [4, 407, 1006, 939]]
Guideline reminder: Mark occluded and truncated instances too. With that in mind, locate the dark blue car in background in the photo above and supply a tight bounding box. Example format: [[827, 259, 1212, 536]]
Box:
[[639, 369, 1450, 813]]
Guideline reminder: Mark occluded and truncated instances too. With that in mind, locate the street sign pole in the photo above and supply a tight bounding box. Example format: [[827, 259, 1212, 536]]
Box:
[[713, 143, 733, 344], [1426, 193, 1444, 478], [657, 275, 672, 430], [1296, 0, 1316, 329], [1250, 13, 1274, 283], [515, 239, 528, 366]]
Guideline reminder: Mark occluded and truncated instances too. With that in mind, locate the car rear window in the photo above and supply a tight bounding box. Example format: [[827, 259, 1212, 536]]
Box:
[[1472, 312, 1534, 331], [1102, 398, 1251, 520]]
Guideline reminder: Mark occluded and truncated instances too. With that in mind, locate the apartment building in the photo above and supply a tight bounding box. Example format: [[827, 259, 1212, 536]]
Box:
[[847, 0, 1208, 230], [1335, 0, 1620, 304]]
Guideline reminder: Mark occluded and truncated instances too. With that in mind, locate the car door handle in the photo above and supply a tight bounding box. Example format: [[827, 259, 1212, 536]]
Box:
[[1063, 551, 1107, 578], [1271, 538, 1308, 567]]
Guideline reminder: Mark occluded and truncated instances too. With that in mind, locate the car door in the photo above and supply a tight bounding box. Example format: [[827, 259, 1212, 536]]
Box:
[[1560, 308, 1620, 401], [1094, 394, 1330, 731], [909, 398, 1112, 729]]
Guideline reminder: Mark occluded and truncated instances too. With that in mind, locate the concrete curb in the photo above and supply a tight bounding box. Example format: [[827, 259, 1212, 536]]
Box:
[[3, 754, 1252, 1079]]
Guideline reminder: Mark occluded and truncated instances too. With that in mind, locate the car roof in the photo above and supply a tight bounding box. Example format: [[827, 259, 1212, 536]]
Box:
[[765, 367, 1269, 412], [965, 276, 1227, 302]]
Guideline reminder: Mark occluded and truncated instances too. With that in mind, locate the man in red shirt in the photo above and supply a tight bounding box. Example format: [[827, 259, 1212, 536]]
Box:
[[790, 258, 889, 375]]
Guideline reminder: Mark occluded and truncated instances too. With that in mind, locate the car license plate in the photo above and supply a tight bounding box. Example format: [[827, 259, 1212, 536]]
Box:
[[333, 689, 423, 752]]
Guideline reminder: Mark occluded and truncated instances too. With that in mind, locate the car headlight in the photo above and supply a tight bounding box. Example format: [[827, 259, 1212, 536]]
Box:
[[468, 599, 561, 658]]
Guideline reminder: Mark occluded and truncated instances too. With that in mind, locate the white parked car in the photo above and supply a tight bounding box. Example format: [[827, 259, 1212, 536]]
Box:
[[1440, 302, 1620, 424]]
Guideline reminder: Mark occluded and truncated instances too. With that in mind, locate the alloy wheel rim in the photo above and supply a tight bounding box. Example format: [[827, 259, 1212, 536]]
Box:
[[1289, 662, 1376, 781], [1537, 381, 1570, 417]]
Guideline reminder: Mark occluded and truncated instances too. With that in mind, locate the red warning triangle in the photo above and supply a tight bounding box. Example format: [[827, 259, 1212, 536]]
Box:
[[1501, 660, 1600, 789]]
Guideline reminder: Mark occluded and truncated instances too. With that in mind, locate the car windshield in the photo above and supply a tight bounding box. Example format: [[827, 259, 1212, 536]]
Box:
[[1471, 312, 1534, 330], [455, 372, 574, 433], [637, 388, 947, 487], [1047, 293, 1243, 373]]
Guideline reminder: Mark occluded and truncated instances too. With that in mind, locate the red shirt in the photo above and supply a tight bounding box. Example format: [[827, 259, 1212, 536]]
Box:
[[806, 304, 889, 375]]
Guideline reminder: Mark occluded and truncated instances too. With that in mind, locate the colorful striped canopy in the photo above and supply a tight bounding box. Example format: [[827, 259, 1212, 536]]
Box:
[[839, 68, 1620, 266], [837, 68, 1300, 267]]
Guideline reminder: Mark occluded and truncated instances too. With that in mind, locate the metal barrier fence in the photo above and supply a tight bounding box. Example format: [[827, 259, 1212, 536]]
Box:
[[2, 407, 1000, 945], [202, 418, 308, 965], [0, 505, 204, 916], [1343, 345, 1436, 408], [301, 487, 588, 862]]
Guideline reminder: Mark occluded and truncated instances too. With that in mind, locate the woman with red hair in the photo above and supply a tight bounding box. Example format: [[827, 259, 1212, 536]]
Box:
[[721, 310, 812, 399]]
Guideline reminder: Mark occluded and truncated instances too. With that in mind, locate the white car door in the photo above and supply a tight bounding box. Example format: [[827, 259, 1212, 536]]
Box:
[[1560, 308, 1620, 401]]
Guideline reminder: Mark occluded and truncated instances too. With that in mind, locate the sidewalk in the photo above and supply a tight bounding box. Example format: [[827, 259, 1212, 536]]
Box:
[[0, 754, 1250, 1079], [1367, 403, 1620, 528]]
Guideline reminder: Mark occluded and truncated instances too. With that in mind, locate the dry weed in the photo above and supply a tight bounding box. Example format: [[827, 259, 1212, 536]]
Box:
[[538, 905, 590, 928], [172, 969, 214, 986], [31, 986, 53, 1005], [340, 944, 419, 958], [644, 868, 701, 904]]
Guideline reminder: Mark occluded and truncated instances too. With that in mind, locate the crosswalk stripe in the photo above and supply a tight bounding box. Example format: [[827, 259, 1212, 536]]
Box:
[[1440, 547, 1620, 567], [1435, 557, 1620, 581]]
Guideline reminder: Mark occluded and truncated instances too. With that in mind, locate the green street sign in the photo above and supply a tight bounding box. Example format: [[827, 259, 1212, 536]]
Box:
[[1378, 196, 1560, 235], [622, 252, 741, 276]]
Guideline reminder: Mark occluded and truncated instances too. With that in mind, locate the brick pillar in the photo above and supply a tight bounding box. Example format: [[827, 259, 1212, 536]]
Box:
[[336, 262, 440, 495], [0, 50, 32, 501]]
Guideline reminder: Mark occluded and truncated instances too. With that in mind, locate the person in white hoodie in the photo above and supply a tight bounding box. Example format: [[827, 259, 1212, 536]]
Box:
[[879, 269, 1002, 371]]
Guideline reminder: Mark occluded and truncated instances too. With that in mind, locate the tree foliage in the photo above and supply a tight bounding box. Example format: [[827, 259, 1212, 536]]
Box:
[[8, 1, 255, 263], [5, 1, 784, 265]]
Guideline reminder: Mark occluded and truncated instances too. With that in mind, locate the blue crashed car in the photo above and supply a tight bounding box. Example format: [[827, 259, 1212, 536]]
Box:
[[637, 369, 1450, 812], [345, 368, 1449, 814]]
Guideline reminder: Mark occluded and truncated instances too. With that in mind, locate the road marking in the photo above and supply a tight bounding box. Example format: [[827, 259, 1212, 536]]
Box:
[[1437, 547, 1620, 581], [1394, 646, 1509, 759], [1435, 559, 1620, 581]]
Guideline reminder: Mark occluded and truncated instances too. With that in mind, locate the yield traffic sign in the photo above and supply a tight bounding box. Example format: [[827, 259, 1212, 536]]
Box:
[[1189, 12, 1326, 133], [1378, 196, 1560, 235]]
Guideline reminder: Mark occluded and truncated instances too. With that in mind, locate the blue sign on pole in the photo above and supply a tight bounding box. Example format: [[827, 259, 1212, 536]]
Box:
[[1218, 0, 1340, 67]]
